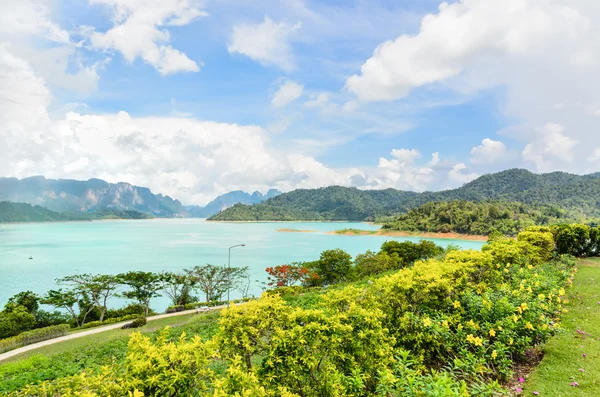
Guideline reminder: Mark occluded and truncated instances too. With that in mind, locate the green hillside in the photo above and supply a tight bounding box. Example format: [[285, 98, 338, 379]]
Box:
[[0, 202, 153, 223], [381, 200, 581, 236], [209, 169, 600, 221]]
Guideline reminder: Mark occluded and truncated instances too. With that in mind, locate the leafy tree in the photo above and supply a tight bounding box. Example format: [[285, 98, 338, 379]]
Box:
[[117, 272, 162, 316], [186, 264, 248, 302], [159, 272, 196, 306], [265, 262, 319, 287], [380, 240, 443, 268], [354, 250, 396, 277], [0, 305, 36, 338], [42, 288, 95, 327], [309, 249, 353, 285], [58, 274, 120, 322], [5, 291, 40, 314]]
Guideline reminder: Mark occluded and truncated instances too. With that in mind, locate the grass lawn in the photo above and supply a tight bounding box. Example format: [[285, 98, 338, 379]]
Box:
[[2, 312, 203, 364], [0, 311, 221, 394], [524, 258, 600, 396]]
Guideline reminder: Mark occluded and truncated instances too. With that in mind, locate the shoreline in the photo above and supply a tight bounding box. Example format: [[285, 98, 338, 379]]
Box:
[[326, 229, 489, 241], [277, 228, 318, 233]]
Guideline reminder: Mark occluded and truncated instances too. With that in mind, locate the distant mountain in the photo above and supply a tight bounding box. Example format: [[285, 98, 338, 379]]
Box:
[[209, 169, 600, 221], [0, 201, 153, 223], [185, 189, 282, 218], [0, 176, 186, 217]]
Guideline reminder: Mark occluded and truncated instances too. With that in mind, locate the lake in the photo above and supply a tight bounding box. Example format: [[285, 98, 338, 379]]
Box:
[[0, 219, 485, 311]]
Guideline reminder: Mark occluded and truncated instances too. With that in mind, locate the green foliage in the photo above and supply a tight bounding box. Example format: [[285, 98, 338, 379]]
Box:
[[380, 240, 444, 268], [130, 316, 147, 328], [383, 200, 578, 236], [209, 169, 600, 222], [186, 264, 248, 302], [5, 291, 40, 314], [5, 225, 590, 396], [0, 324, 70, 354], [0, 306, 36, 339], [117, 271, 163, 316], [0, 201, 152, 223], [308, 249, 353, 285], [159, 272, 196, 306], [354, 250, 396, 277], [80, 315, 140, 330]]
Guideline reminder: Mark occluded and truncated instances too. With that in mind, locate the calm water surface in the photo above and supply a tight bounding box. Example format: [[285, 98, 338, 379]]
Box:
[[0, 219, 484, 310]]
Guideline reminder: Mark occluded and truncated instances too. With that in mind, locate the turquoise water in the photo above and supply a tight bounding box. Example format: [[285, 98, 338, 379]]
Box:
[[0, 219, 484, 311]]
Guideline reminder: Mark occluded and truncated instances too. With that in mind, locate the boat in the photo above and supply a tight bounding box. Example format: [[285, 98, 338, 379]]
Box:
[[29, 256, 33, 260]]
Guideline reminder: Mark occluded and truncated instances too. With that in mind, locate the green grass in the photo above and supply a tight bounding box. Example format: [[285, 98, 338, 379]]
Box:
[[334, 228, 376, 235], [0, 312, 221, 394], [524, 258, 600, 396]]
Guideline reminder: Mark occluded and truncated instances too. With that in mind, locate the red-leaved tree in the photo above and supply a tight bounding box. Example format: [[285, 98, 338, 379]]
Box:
[[265, 262, 319, 288]]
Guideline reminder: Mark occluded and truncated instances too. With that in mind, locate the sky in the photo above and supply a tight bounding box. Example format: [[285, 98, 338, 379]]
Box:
[[0, 0, 599, 205]]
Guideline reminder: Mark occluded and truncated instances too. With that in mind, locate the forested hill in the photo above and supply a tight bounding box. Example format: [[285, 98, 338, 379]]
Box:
[[0, 202, 153, 223], [381, 201, 581, 236], [209, 169, 600, 221]]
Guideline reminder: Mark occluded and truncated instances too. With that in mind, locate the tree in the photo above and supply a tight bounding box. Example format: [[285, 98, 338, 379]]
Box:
[[117, 271, 162, 316], [265, 262, 318, 288], [42, 288, 94, 327], [187, 264, 248, 302], [5, 291, 40, 314], [0, 305, 36, 339], [58, 274, 121, 322], [159, 272, 196, 306], [380, 240, 443, 268], [354, 250, 395, 277], [310, 249, 353, 285]]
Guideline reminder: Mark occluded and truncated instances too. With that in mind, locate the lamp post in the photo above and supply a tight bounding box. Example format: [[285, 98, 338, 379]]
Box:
[[228, 244, 245, 307]]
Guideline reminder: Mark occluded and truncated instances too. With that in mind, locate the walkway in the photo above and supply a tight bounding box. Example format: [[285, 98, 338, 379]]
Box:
[[0, 305, 227, 363]]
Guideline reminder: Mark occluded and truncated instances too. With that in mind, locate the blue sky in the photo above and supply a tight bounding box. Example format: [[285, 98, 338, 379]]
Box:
[[0, 0, 598, 204]]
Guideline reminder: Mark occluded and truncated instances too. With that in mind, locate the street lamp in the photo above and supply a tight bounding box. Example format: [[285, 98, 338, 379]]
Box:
[[228, 244, 245, 307]]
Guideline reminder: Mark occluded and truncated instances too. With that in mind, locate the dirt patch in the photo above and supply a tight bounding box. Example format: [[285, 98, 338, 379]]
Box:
[[327, 229, 488, 241], [504, 348, 545, 395]]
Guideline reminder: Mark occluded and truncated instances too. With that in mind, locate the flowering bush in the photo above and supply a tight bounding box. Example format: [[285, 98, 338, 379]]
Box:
[[13, 229, 580, 396]]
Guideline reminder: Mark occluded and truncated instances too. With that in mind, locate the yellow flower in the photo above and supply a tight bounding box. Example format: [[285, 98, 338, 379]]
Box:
[[541, 324, 548, 330], [508, 338, 513, 345], [453, 300, 461, 309], [516, 306, 523, 314], [491, 350, 498, 359], [527, 264, 534, 270], [423, 317, 432, 327], [538, 294, 545, 300], [527, 286, 533, 293], [525, 322, 534, 330], [458, 324, 463, 330], [559, 288, 565, 296], [497, 326, 503, 331], [504, 269, 509, 274], [441, 320, 449, 328], [520, 302, 528, 311], [512, 315, 519, 323], [466, 334, 483, 347], [489, 329, 496, 337]]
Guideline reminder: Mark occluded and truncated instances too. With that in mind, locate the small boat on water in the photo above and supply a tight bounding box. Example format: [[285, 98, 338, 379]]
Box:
[[29, 256, 33, 260]]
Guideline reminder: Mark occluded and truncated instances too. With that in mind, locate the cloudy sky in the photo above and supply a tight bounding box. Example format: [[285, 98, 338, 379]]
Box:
[[1, 0, 599, 205]]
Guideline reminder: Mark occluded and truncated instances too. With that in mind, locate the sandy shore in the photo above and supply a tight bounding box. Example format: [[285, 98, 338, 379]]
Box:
[[327, 229, 488, 241], [277, 228, 318, 233]]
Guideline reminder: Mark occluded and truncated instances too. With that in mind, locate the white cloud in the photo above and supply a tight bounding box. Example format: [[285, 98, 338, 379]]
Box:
[[448, 163, 478, 186], [271, 80, 304, 108], [470, 138, 508, 165], [346, 0, 584, 101], [0, 0, 70, 43], [228, 17, 301, 71], [588, 148, 600, 165], [88, 0, 204, 75], [391, 148, 421, 164], [522, 123, 579, 172], [305, 93, 329, 108]]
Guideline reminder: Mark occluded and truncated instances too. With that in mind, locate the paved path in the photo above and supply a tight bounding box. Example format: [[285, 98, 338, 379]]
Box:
[[0, 305, 227, 363]]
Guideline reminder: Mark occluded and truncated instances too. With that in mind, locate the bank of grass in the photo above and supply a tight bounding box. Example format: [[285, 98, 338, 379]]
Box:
[[523, 258, 600, 396], [0, 312, 220, 394]]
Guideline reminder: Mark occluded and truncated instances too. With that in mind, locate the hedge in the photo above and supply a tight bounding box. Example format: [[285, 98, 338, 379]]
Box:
[[166, 297, 254, 312], [79, 314, 140, 330], [0, 324, 71, 354]]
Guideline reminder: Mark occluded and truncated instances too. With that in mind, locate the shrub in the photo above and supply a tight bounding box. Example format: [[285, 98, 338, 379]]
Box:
[[0, 324, 71, 354], [80, 314, 140, 329]]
